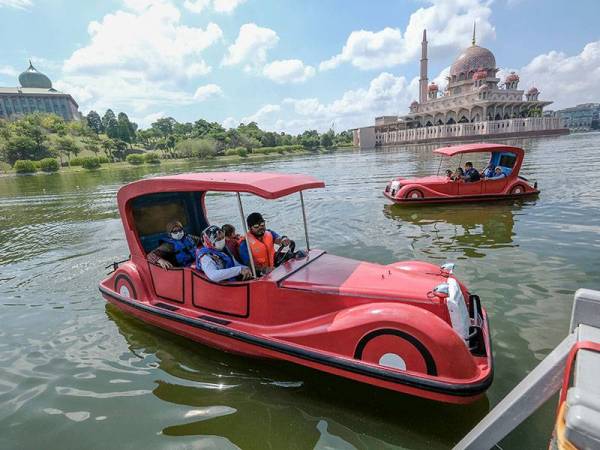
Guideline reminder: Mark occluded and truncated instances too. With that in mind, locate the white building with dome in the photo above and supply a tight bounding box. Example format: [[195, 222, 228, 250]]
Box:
[[353, 27, 568, 148], [0, 61, 81, 121]]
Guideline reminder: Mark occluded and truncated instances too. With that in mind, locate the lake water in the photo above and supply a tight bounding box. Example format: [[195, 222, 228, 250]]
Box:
[[1, 133, 599, 450]]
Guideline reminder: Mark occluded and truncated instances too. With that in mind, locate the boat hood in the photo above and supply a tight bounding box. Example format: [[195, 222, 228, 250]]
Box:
[[391, 175, 447, 186], [280, 253, 450, 302]]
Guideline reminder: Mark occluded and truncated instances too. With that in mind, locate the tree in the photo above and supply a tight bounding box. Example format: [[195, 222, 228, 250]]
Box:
[[82, 135, 101, 157], [41, 114, 66, 134], [117, 112, 135, 144], [100, 137, 115, 160], [320, 130, 334, 149], [4, 135, 40, 165], [111, 139, 128, 161], [105, 117, 119, 139], [151, 117, 177, 137], [102, 109, 116, 131], [53, 136, 80, 162], [300, 130, 320, 150], [86, 110, 103, 134]]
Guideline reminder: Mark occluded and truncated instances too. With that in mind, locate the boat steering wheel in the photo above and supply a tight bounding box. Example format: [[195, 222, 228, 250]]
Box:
[[274, 237, 295, 267]]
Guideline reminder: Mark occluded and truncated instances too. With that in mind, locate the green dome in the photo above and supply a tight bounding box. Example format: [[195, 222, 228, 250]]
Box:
[[18, 61, 52, 89]]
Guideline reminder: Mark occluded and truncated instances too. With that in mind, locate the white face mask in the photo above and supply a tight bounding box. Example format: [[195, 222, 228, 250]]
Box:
[[214, 238, 226, 250], [171, 231, 184, 240]]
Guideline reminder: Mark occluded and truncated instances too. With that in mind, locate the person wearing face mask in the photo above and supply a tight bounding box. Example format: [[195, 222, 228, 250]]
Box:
[[147, 220, 201, 269], [196, 225, 252, 282]]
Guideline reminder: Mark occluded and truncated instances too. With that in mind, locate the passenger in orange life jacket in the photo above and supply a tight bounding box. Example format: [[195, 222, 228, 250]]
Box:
[[239, 212, 292, 274]]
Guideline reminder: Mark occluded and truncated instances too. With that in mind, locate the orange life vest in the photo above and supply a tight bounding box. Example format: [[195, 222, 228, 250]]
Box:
[[243, 231, 275, 268]]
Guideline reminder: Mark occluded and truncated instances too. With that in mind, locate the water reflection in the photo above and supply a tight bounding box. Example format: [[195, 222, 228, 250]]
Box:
[[383, 200, 536, 259], [107, 304, 489, 449]]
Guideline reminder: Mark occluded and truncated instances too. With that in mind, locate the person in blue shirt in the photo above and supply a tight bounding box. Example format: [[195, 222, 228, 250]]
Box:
[[461, 162, 481, 182], [487, 167, 507, 180], [196, 225, 252, 282], [483, 163, 495, 178], [147, 220, 200, 269]]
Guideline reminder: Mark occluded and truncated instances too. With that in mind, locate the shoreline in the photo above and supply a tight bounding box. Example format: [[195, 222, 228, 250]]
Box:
[[0, 146, 357, 178]]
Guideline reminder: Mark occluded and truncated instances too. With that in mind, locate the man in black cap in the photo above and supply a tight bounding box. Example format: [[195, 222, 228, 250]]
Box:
[[239, 212, 291, 273]]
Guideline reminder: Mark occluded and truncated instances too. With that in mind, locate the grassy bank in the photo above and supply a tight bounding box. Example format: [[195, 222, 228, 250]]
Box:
[[0, 145, 357, 177]]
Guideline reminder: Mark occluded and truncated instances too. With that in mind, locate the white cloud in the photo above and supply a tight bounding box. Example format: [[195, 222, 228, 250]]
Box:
[[183, 0, 210, 13], [320, 0, 494, 71], [263, 59, 315, 84], [184, 0, 245, 14], [131, 110, 166, 128], [193, 83, 223, 101], [64, 1, 222, 80], [0, 0, 32, 10], [55, 75, 195, 114], [222, 116, 238, 129], [495, 40, 600, 110], [213, 0, 246, 13], [241, 104, 281, 124], [58, 0, 223, 114], [0, 65, 18, 77], [222, 23, 279, 71], [234, 71, 421, 134]]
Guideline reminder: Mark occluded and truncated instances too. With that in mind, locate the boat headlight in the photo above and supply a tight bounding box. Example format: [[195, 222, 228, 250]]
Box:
[[446, 278, 470, 341], [440, 262, 455, 274]]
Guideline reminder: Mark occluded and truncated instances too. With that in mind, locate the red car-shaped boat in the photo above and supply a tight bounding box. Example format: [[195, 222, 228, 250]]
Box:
[[384, 143, 539, 204], [99, 172, 493, 403]]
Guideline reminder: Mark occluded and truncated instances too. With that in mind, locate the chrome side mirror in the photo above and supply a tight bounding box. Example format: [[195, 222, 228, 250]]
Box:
[[440, 262, 455, 274]]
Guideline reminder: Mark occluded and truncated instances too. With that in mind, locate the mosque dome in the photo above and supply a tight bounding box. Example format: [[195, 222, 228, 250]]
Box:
[[472, 68, 488, 80], [410, 100, 419, 107], [505, 72, 519, 83], [18, 61, 52, 89], [527, 87, 539, 95], [449, 45, 496, 78], [428, 82, 438, 92]]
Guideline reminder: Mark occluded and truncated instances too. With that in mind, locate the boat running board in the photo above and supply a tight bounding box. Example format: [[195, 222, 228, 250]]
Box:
[[155, 302, 179, 312], [198, 315, 231, 326]]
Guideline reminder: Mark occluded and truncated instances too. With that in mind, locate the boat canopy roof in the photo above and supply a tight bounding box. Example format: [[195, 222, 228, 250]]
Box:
[[433, 143, 524, 157], [118, 171, 325, 204]]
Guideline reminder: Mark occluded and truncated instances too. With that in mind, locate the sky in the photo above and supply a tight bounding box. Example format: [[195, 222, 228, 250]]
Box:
[[0, 0, 599, 133]]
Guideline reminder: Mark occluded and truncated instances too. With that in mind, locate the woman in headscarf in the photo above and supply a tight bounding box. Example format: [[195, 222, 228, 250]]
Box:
[[147, 220, 200, 269], [196, 225, 252, 282]]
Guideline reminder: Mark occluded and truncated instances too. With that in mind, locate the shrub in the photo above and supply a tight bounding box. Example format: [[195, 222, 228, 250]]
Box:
[[82, 156, 101, 170], [174, 138, 217, 159], [224, 148, 238, 157], [0, 161, 11, 173], [14, 160, 37, 173], [126, 154, 145, 165], [39, 158, 60, 172], [69, 157, 84, 166], [144, 151, 161, 164], [97, 155, 110, 164], [237, 147, 248, 157]]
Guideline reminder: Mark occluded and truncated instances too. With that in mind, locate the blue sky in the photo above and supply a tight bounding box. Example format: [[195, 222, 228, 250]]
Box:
[[1, 0, 599, 132]]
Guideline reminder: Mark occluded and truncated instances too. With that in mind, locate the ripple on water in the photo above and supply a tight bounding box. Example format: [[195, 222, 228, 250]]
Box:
[[0, 134, 599, 449]]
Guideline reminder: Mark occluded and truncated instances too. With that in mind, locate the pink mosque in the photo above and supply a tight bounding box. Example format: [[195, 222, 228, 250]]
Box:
[[353, 26, 568, 148]]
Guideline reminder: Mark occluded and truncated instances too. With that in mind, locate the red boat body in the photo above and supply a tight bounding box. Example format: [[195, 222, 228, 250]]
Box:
[[384, 143, 539, 205], [100, 172, 493, 403]]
